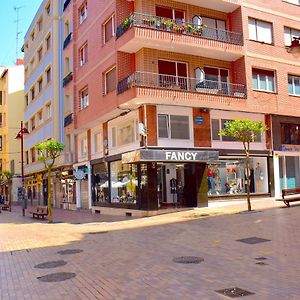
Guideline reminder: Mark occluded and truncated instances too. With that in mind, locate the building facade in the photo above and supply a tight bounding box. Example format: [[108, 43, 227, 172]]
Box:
[[23, 0, 67, 206], [58, 0, 300, 214], [0, 64, 24, 202]]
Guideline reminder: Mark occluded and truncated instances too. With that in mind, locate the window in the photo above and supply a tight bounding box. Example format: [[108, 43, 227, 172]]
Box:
[[46, 34, 51, 50], [30, 31, 35, 41], [46, 67, 51, 83], [37, 110, 43, 125], [45, 2, 50, 16], [248, 18, 273, 44], [281, 123, 300, 144], [158, 114, 190, 140], [201, 17, 226, 39], [104, 67, 116, 94], [38, 77, 43, 93], [31, 86, 35, 100], [79, 43, 88, 66], [37, 47, 43, 61], [111, 120, 137, 147], [46, 102, 52, 119], [283, 0, 300, 5], [94, 132, 101, 153], [103, 15, 115, 44], [284, 27, 300, 46], [25, 67, 28, 80], [38, 17, 43, 31], [252, 68, 275, 92], [79, 87, 89, 110], [212, 119, 262, 142], [155, 6, 184, 20], [288, 75, 300, 95], [25, 94, 29, 107], [10, 160, 14, 174], [30, 57, 35, 69], [79, 2, 88, 24], [0, 136, 2, 151], [31, 148, 36, 163], [0, 91, 2, 105], [31, 117, 36, 131], [0, 113, 2, 128], [80, 138, 88, 156]]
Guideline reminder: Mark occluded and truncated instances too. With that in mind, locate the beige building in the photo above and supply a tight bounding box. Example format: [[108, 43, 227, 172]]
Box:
[[0, 63, 24, 201]]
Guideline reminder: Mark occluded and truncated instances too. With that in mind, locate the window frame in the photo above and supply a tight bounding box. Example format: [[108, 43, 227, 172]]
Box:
[[103, 14, 115, 44], [104, 66, 116, 94], [252, 68, 276, 93], [79, 42, 88, 66], [288, 74, 300, 96], [79, 87, 89, 110], [79, 2, 88, 24], [248, 17, 273, 44]]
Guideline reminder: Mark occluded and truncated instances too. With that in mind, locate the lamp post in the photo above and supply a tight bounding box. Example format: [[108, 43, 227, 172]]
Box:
[[15, 121, 29, 216], [287, 37, 300, 58]]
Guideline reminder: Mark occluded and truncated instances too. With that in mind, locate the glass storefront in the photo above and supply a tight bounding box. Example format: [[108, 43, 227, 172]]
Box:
[[92, 163, 109, 204], [278, 155, 300, 192], [208, 157, 268, 195], [110, 160, 137, 203]]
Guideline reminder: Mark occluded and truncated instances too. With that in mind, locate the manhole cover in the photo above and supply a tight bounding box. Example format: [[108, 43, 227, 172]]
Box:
[[255, 262, 268, 266], [173, 256, 204, 264], [37, 272, 76, 282], [236, 237, 271, 244], [255, 257, 267, 261], [216, 287, 255, 298], [57, 249, 83, 255], [34, 260, 67, 269], [88, 231, 108, 235]]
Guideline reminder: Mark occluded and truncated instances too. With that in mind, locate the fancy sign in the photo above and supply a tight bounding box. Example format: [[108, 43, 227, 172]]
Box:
[[165, 151, 197, 161]]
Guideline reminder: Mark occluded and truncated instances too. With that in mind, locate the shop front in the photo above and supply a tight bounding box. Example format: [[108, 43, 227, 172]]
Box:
[[92, 149, 219, 213]]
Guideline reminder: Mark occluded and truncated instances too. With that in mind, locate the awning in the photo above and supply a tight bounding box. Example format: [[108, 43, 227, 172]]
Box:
[[122, 149, 219, 164]]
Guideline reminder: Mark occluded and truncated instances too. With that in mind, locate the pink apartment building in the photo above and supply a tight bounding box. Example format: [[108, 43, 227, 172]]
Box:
[[61, 0, 300, 215]]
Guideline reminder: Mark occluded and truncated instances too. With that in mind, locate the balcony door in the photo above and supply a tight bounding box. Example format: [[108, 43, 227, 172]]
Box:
[[158, 60, 188, 90], [203, 67, 229, 94], [202, 17, 226, 41], [155, 6, 185, 21]]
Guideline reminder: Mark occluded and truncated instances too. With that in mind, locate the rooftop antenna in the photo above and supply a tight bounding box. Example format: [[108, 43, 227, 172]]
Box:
[[14, 6, 24, 64]]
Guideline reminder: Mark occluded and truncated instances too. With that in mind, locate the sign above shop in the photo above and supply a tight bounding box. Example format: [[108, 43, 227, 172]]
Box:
[[281, 145, 300, 152], [122, 149, 219, 163], [195, 116, 204, 124]]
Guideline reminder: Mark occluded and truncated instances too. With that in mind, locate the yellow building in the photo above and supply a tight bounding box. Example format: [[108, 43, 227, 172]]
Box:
[[0, 64, 24, 202]]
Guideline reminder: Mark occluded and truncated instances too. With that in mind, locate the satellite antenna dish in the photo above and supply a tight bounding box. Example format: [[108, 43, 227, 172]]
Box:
[[195, 67, 205, 83]]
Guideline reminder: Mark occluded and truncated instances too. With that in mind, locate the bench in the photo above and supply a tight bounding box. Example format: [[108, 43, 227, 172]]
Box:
[[28, 206, 48, 219], [277, 188, 300, 207]]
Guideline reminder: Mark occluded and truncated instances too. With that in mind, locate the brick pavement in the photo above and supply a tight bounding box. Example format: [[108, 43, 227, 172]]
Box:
[[0, 198, 300, 299]]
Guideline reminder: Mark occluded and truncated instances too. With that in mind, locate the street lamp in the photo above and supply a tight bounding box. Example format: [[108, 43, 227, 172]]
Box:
[[15, 121, 29, 216], [287, 37, 300, 58]]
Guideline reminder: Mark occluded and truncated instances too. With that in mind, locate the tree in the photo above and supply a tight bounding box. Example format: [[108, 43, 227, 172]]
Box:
[[0, 171, 13, 211], [35, 139, 64, 222], [219, 119, 267, 211]]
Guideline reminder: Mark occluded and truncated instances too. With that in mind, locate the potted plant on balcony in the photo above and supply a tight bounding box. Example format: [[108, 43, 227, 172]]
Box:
[[123, 17, 130, 29], [185, 24, 195, 35], [150, 18, 156, 27], [165, 19, 174, 31]]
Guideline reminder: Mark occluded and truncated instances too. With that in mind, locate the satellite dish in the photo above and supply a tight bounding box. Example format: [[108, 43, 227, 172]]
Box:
[[195, 67, 205, 83], [192, 15, 202, 27]]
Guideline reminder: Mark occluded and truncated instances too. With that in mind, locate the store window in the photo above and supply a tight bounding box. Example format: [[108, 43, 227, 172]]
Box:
[[208, 158, 268, 195], [248, 18, 273, 44], [281, 123, 300, 144], [158, 114, 190, 140], [92, 163, 109, 203], [110, 161, 137, 203], [252, 68, 275, 92], [288, 75, 300, 96]]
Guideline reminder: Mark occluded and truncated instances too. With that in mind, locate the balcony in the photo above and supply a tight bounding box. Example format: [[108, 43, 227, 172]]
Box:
[[63, 0, 71, 12], [117, 71, 246, 98], [116, 13, 243, 61], [63, 72, 73, 87], [64, 113, 73, 127], [178, 0, 241, 13], [63, 32, 72, 49]]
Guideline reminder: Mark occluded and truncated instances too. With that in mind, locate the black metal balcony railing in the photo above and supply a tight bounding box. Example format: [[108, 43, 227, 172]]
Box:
[[117, 72, 247, 98], [116, 13, 243, 46], [64, 113, 73, 127], [63, 32, 72, 49], [63, 0, 71, 12], [63, 72, 73, 87]]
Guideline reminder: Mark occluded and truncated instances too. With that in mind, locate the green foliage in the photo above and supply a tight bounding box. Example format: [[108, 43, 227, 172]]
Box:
[[2, 170, 13, 181], [35, 139, 64, 168], [219, 119, 267, 145]]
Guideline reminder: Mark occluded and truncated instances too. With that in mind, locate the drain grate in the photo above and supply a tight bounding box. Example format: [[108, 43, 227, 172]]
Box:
[[173, 256, 204, 264], [37, 272, 76, 282], [88, 231, 108, 235], [34, 260, 67, 269], [236, 237, 271, 244], [255, 262, 268, 266], [57, 249, 83, 255], [255, 257, 267, 261], [216, 287, 255, 298]]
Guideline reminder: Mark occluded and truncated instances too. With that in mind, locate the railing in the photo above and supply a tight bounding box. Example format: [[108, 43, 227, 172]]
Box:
[[63, 0, 71, 12], [116, 13, 243, 46], [117, 71, 247, 98], [64, 113, 73, 127], [63, 72, 73, 87], [63, 32, 72, 49]]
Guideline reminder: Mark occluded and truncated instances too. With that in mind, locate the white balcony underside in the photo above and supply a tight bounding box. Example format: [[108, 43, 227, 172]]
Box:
[[118, 34, 242, 61], [175, 0, 241, 13]]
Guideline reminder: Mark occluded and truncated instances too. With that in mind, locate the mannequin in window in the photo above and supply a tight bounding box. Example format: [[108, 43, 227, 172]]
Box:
[[213, 164, 221, 195], [236, 163, 243, 193], [254, 162, 263, 193], [207, 165, 213, 195]]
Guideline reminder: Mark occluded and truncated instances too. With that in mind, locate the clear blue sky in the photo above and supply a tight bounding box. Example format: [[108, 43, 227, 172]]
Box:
[[0, 0, 43, 66]]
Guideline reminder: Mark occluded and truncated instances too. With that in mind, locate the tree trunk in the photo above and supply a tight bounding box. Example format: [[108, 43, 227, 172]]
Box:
[[245, 142, 251, 211], [8, 181, 12, 212], [47, 168, 53, 223]]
